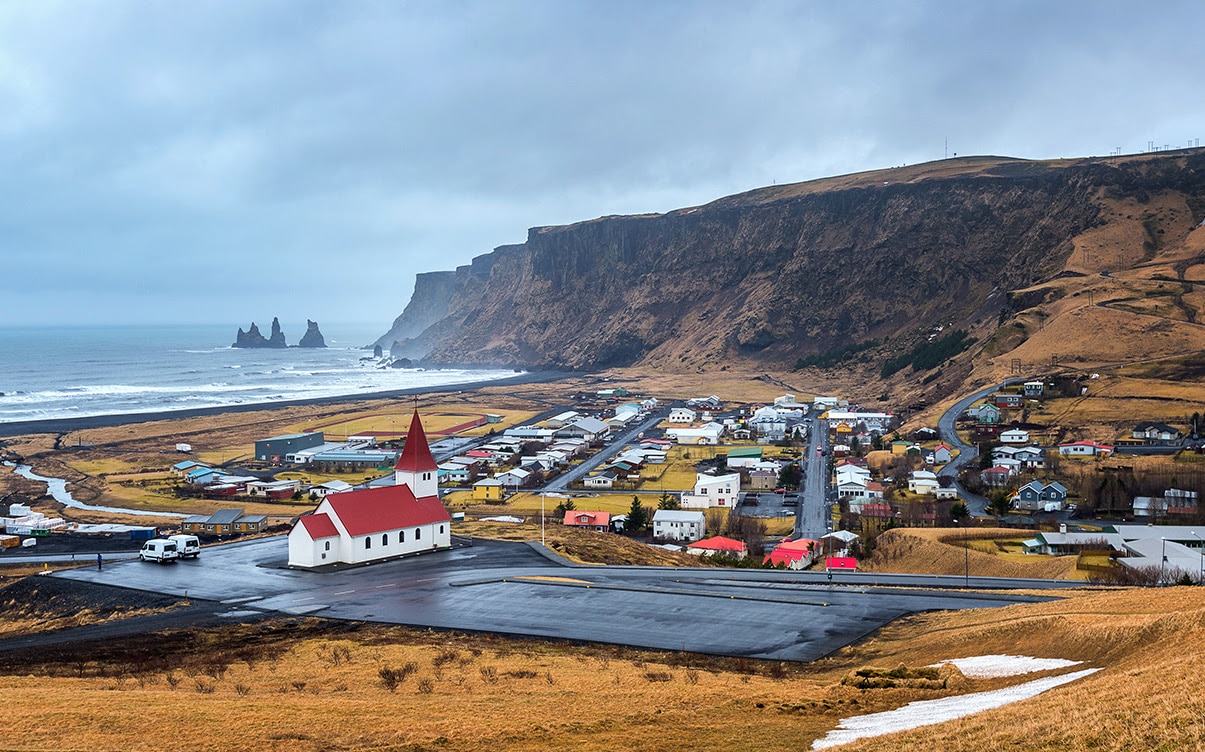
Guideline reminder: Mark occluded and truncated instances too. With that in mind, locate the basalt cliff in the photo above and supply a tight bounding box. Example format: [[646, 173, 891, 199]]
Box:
[[378, 152, 1205, 398]]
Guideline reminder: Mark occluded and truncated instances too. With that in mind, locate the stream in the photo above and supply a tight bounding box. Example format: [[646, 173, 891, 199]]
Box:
[[3, 460, 188, 519]]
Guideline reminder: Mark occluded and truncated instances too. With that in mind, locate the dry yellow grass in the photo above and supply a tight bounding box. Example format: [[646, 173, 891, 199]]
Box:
[[860, 527, 1082, 580], [3, 585, 1205, 751]]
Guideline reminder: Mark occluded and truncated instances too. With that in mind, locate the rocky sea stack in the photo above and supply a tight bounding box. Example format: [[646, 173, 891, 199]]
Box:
[[298, 320, 327, 348], [232, 317, 288, 348]]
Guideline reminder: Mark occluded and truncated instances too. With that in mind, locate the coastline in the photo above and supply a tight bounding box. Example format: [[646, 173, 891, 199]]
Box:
[[0, 370, 571, 438]]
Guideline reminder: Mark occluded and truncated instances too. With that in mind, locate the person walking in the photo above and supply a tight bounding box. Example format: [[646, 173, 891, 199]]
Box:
[[96, 553, 103, 571]]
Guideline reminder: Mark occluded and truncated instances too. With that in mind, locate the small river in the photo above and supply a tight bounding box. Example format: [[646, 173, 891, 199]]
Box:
[[3, 460, 188, 519]]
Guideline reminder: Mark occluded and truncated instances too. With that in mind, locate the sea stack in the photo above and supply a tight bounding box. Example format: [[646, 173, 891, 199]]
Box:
[[299, 319, 327, 348], [233, 317, 288, 348]]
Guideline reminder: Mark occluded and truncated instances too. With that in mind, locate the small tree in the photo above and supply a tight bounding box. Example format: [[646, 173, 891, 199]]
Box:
[[658, 492, 680, 510], [950, 500, 969, 521], [988, 491, 1012, 518], [552, 499, 576, 519], [626, 496, 649, 534]]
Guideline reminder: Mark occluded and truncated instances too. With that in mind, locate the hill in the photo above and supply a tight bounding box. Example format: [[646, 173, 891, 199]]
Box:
[[1, 578, 1202, 750], [378, 151, 1205, 405]]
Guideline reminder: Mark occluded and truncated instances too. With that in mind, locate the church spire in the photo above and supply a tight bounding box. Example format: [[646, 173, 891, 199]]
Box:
[[395, 410, 438, 497]]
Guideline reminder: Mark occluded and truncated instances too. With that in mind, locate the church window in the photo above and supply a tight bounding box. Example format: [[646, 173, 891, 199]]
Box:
[[439, 525, 445, 534], [400, 530, 406, 542], [365, 537, 371, 550], [324, 541, 330, 551], [382, 534, 388, 546], [415, 528, 421, 540]]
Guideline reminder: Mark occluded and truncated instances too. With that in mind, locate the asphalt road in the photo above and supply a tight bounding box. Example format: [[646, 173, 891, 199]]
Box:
[[542, 409, 669, 492], [53, 535, 1067, 662], [796, 411, 830, 540], [936, 379, 1024, 516]]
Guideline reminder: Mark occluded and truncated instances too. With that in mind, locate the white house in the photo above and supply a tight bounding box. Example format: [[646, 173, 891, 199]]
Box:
[[908, 470, 940, 496], [583, 472, 617, 489], [668, 407, 697, 424], [680, 472, 741, 509], [1058, 441, 1114, 457], [288, 411, 450, 568], [1000, 429, 1031, 445], [495, 468, 532, 487], [665, 422, 725, 445], [652, 509, 706, 542], [555, 417, 610, 442], [545, 411, 581, 428], [308, 480, 353, 499]]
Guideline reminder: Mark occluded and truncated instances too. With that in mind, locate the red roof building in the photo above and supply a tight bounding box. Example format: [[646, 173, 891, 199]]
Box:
[[687, 535, 748, 558], [763, 538, 817, 569], [288, 411, 451, 568], [563, 510, 611, 531]]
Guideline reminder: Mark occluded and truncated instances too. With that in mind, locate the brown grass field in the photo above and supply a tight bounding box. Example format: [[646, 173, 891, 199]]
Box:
[[2, 581, 1204, 751], [859, 527, 1083, 580]]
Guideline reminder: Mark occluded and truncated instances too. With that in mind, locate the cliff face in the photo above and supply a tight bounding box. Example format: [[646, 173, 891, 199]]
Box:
[[380, 153, 1205, 373]]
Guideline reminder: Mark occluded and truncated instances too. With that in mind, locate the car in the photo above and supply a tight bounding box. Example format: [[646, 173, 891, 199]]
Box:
[[774, 488, 787, 494]]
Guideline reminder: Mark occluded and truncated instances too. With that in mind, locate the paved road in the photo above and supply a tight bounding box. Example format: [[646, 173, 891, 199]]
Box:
[[541, 409, 669, 492], [936, 379, 1024, 516], [51, 535, 1071, 662], [796, 411, 830, 540]]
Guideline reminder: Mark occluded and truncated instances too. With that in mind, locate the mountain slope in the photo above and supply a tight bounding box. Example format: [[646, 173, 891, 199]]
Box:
[[380, 152, 1205, 393]]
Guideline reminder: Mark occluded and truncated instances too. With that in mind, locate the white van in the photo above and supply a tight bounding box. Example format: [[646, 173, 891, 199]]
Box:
[[168, 534, 200, 559], [139, 538, 179, 563]]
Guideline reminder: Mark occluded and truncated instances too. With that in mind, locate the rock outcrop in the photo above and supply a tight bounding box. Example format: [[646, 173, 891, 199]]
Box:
[[298, 320, 327, 348], [232, 317, 288, 348]]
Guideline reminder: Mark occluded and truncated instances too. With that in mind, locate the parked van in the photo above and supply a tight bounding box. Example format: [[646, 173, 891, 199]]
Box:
[[139, 539, 179, 563], [168, 534, 201, 559]]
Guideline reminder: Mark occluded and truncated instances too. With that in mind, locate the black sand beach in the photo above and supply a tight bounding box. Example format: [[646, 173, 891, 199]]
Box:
[[0, 370, 570, 438]]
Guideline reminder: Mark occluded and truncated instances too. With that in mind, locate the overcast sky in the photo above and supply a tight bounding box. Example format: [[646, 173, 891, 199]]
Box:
[[2, 1, 1203, 329]]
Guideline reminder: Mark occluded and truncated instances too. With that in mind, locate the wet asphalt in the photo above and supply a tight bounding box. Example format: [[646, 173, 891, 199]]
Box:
[[53, 536, 1065, 662]]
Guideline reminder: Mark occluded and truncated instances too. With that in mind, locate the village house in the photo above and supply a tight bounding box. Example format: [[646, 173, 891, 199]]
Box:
[[668, 407, 697, 424], [555, 417, 610, 442], [1023, 380, 1045, 398], [1011, 480, 1068, 511], [999, 428, 1031, 445], [686, 536, 748, 559], [993, 393, 1023, 409], [1130, 422, 1183, 446], [495, 467, 532, 488], [980, 465, 1015, 486], [764, 539, 819, 569], [1132, 489, 1200, 518], [472, 478, 505, 501], [932, 443, 953, 464], [680, 472, 740, 509], [908, 470, 940, 496], [1058, 440, 1114, 457], [665, 421, 724, 445], [652, 509, 706, 542], [748, 469, 778, 490], [308, 480, 353, 499], [725, 446, 764, 469], [582, 472, 617, 489], [1023, 527, 1125, 555], [968, 403, 1001, 423], [287, 411, 451, 568], [562, 510, 611, 532]]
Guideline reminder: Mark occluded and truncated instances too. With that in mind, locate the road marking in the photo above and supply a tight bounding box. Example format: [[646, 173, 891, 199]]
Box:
[[374, 583, 396, 589], [293, 596, 315, 603], [334, 589, 356, 595]]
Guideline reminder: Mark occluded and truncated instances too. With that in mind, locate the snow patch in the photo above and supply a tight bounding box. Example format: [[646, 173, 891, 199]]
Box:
[[929, 654, 1083, 678], [812, 667, 1100, 750]]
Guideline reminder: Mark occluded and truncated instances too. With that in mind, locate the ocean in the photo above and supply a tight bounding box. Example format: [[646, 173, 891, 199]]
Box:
[[0, 324, 517, 424]]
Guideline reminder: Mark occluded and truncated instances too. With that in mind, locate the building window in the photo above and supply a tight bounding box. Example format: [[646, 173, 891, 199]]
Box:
[[382, 534, 388, 546], [324, 541, 331, 551], [439, 525, 445, 534], [416, 528, 421, 540], [365, 537, 371, 549], [400, 530, 406, 542]]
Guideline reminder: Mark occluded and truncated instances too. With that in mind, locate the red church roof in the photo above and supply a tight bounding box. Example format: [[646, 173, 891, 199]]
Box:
[[298, 512, 339, 539], [396, 411, 438, 473], [322, 483, 449, 536]]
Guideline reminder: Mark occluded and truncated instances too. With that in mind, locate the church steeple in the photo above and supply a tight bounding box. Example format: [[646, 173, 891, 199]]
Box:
[[395, 410, 439, 498]]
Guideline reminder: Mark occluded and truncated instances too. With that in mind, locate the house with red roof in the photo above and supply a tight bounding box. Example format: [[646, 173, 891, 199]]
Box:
[[288, 411, 451, 568], [563, 510, 611, 532], [686, 536, 748, 559], [763, 538, 818, 569]]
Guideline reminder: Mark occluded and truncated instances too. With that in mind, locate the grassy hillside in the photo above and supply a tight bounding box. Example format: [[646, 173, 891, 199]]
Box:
[[0, 582, 1202, 750]]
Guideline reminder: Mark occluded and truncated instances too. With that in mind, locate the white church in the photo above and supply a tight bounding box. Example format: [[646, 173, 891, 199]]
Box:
[[288, 411, 452, 568]]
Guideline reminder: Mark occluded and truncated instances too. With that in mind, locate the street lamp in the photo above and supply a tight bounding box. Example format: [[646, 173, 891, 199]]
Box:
[[1192, 531, 1203, 585], [1159, 537, 1168, 586], [541, 492, 546, 548], [955, 517, 969, 587]]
